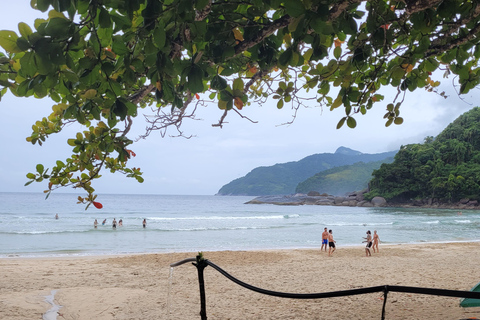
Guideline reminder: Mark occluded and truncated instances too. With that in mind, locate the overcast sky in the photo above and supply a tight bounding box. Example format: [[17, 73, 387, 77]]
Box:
[[0, 3, 478, 196]]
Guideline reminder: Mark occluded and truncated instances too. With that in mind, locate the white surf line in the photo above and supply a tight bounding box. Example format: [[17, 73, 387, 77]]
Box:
[[43, 290, 62, 320]]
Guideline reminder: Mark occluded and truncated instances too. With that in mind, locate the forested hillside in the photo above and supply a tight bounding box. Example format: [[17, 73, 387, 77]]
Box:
[[365, 107, 480, 203], [295, 159, 394, 196], [217, 147, 397, 196]]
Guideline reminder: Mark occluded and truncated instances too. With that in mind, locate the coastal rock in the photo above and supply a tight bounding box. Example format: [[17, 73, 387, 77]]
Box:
[[413, 199, 423, 206], [334, 197, 346, 204], [371, 196, 387, 207], [244, 193, 480, 210], [316, 199, 334, 205], [307, 191, 321, 196]]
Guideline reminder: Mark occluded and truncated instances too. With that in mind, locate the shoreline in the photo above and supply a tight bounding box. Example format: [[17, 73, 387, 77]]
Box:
[[1, 242, 479, 319], [2, 238, 480, 259]]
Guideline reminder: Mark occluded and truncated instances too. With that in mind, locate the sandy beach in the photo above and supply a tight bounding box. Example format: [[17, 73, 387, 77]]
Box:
[[0, 242, 479, 320]]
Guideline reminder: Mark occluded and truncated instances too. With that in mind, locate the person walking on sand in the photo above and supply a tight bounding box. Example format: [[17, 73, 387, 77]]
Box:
[[94, 219, 98, 229], [143, 219, 146, 228], [372, 230, 380, 253], [328, 229, 336, 257], [363, 230, 372, 256], [112, 218, 117, 229], [321, 227, 329, 252]]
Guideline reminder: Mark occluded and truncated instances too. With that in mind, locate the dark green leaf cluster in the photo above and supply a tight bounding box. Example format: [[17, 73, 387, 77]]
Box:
[[366, 107, 480, 203], [1, 0, 480, 202]]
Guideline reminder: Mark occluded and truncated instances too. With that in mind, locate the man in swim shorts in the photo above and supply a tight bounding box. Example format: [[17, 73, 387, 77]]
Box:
[[321, 227, 329, 252], [363, 230, 372, 256], [328, 229, 336, 257]]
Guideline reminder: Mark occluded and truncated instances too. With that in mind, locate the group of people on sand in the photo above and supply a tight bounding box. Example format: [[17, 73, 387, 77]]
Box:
[[321, 227, 380, 257], [93, 218, 147, 229], [321, 228, 337, 257]]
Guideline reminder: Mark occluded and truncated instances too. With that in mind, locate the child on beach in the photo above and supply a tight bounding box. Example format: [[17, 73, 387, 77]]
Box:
[[94, 219, 98, 229]]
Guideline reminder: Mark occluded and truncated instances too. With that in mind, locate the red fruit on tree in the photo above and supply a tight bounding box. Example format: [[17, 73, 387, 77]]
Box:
[[92, 201, 103, 209]]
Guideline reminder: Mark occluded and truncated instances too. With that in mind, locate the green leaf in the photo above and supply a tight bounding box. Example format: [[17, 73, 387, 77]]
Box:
[[187, 64, 204, 93], [277, 99, 284, 109], [113, 99, 128, 120], [211, 75, 227, 90], [331, 96, 342, 109], [0, 30, 22, 53], [233, 78, 244, 91], [278, 48, 292, 67], [112, 35, 129, 55], [424, 58, 439, 72], [36, 164, 45, 174], [44, 18, 73, 38], [336, 117, 346, 129], [334, 46, 341, 60], [346, 116, 357, 128], [394, 117, 404, 125], [283, 0, 305, 17], [18, 23, 33, 38], [288, 15, 304, 32], [19, 52, 37, 77], [196, 0, 210, 10], [391, 66, 405, 80], [153, 22, 166, 49], [98, 7, 112, 29], [36, 0, 51, 12]]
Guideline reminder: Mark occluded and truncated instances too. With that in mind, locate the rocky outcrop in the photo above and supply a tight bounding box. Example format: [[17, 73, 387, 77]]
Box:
[[245, 190, 379, 207], [245, 192, 480, 209]]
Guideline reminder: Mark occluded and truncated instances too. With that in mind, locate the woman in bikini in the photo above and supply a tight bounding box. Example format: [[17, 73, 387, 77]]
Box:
[[372, 230, 380, 253]]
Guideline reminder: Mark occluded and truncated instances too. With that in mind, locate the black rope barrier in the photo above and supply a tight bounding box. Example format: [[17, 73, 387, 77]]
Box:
[[206, 260, 480, 300], [207, 260, 385, 299], [171, 256, 480, 320]]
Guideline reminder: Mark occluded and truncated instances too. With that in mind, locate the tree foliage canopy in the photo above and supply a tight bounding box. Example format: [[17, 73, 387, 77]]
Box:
[[0, 0, 479, 206], [366, 107, 480, 203]]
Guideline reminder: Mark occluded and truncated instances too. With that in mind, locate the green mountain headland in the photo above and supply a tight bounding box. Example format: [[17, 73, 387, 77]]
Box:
[[217, 147, 397, 196]]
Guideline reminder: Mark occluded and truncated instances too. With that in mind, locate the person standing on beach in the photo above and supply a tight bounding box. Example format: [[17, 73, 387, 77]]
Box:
[[363, 230, 372, 256], [372, 230, 380, 253], [94, 219, 98, 229], [321, 227, 329, 252], [112, 218, 117, 229], [328, 230, 336, 257], [143, 219, 147, 228]]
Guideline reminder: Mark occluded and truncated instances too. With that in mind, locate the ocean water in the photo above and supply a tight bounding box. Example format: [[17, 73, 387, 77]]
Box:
[[0, 192, 479, 257]]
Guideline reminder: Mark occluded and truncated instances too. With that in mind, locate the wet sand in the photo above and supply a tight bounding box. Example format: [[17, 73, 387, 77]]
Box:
[[0, 242, 479, 319]]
